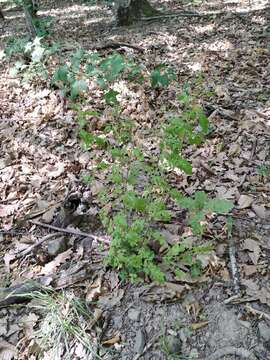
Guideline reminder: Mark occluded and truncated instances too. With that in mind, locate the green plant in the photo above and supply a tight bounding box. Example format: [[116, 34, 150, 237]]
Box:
[[172, 191, 233, 236], [4, 36, 30, 58], [160, 92, 209, 175], [150, 64, 176, 88], [72, 64, 233, 283], [256, 164, 270, 178], [28, 291, 104, 360], [52, 48, 88, 99]]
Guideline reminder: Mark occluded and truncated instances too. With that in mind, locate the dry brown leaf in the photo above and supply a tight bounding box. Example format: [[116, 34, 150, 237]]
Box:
[[40, 248, 72, 275], [243, 238, 261, 265], [191, 321, 209, 330], [102, 334, 121, 346], [4, 253, 16, 273], [251, 204, 266, 219], [86, 277, 102, 302], [238, 195, 254, 209], [98, 289, 124, 309], [0, 204, 18, 218], [242, 264, 257, 276], [0, 340, 17, 360], [42, 206, 56, 223], [20, 313, 39, 338], [91, 180, 105, 196]]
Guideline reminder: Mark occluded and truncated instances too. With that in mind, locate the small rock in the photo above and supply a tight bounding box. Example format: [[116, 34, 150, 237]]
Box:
[[134, 329, 146, 354], [166, 335, 182, 354], [128, 308, 140, 322], [258, 322, 270, 342], [47, 236, 67, 257]]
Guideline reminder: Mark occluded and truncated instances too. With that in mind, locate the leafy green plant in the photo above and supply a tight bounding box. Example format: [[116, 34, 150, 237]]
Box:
[[52, 48, 88, 99], [71, 62, 233, 283], [150, 64, 176, 88], [172, 191, 233, 235], [4, 36, 30, 58], [256, 164, 270, 178], [160, 92, 208, 175]]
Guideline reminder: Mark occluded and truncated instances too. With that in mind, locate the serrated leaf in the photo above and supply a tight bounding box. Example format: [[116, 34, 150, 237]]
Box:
[[53, 65, 68, 83], [177, 158, 193, 175], [105, 89, 118, 105], [70, 79, 88, 99], [207, 199, 234, 213]]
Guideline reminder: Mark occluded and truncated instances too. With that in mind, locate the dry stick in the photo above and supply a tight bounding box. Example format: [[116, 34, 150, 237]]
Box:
[[141, 12, 203, 21], [249, 137, 257, 163], [208, 346, 257, 360], [227, 219, 241, 295], [245, 304, 270, 321], [29, 219, 109, 244], [92, 42, 144, 52], [15, 233, 62, 259]]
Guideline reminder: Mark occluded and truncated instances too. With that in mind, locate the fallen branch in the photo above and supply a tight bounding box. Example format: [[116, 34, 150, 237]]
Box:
[[208, 346, 256, 360], [227, 218, 241, 295], [141, 11, 203, 20], [0, 280, 44, 308], [15, 232, 62, 259], [93, 42, 144, 52], [29, 219, 110, 244], [245, 304, 270, 321]]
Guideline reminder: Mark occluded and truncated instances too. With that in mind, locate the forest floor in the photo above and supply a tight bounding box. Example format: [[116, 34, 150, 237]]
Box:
[[0, 0, 270, 359]]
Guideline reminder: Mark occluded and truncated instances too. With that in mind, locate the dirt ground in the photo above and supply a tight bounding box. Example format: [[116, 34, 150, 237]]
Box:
[[0, 0, 270, 359]]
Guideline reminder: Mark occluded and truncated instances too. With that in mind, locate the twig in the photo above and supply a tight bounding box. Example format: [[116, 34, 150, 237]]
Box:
[[245, 304, 270, 321], [224, 295, 257, 305], [29, 220, 109, 244], [249, 137, 257, 163], [141, 11, 203, 20], [227, 217, 241, 295], [208, 346, 256, 360], [15, 232, 62, 259], [86, 42, 144, 52]]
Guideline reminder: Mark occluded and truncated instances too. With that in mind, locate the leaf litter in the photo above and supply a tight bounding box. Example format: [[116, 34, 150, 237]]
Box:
[[0, 0, 270, 358]]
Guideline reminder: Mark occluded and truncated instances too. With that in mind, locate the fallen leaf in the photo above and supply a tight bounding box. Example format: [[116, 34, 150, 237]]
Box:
[[0, 340, 17, 360], [20, 313, 39, 338], [252, 204, 266, 219], [98, 289, 124, 309], [242, 264, 257, 276], [102, 334, 121, 346], [40, 248, 72, 275], [238, 195, 253, 209], [0, 204, 18, 218], [86, 277, 102, 302], [243, 238, 261, 265], [191, 321, 209, 330]]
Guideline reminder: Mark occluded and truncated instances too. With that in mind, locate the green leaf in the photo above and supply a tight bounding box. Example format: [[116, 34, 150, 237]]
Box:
[[207, 199, 234, 213], [104, 89, 119, 105], [100, 53, 125, 82], [53, 65, 68, 83], [122, 192, 147, 212], [70, 79, 88, 99], [194, 191, 208, 210], [176, 158, 193, 175], [198, 112, 209, 133]]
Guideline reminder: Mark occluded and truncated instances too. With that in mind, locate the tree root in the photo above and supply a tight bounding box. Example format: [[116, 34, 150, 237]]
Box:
[[208, 346, 257, 360]]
